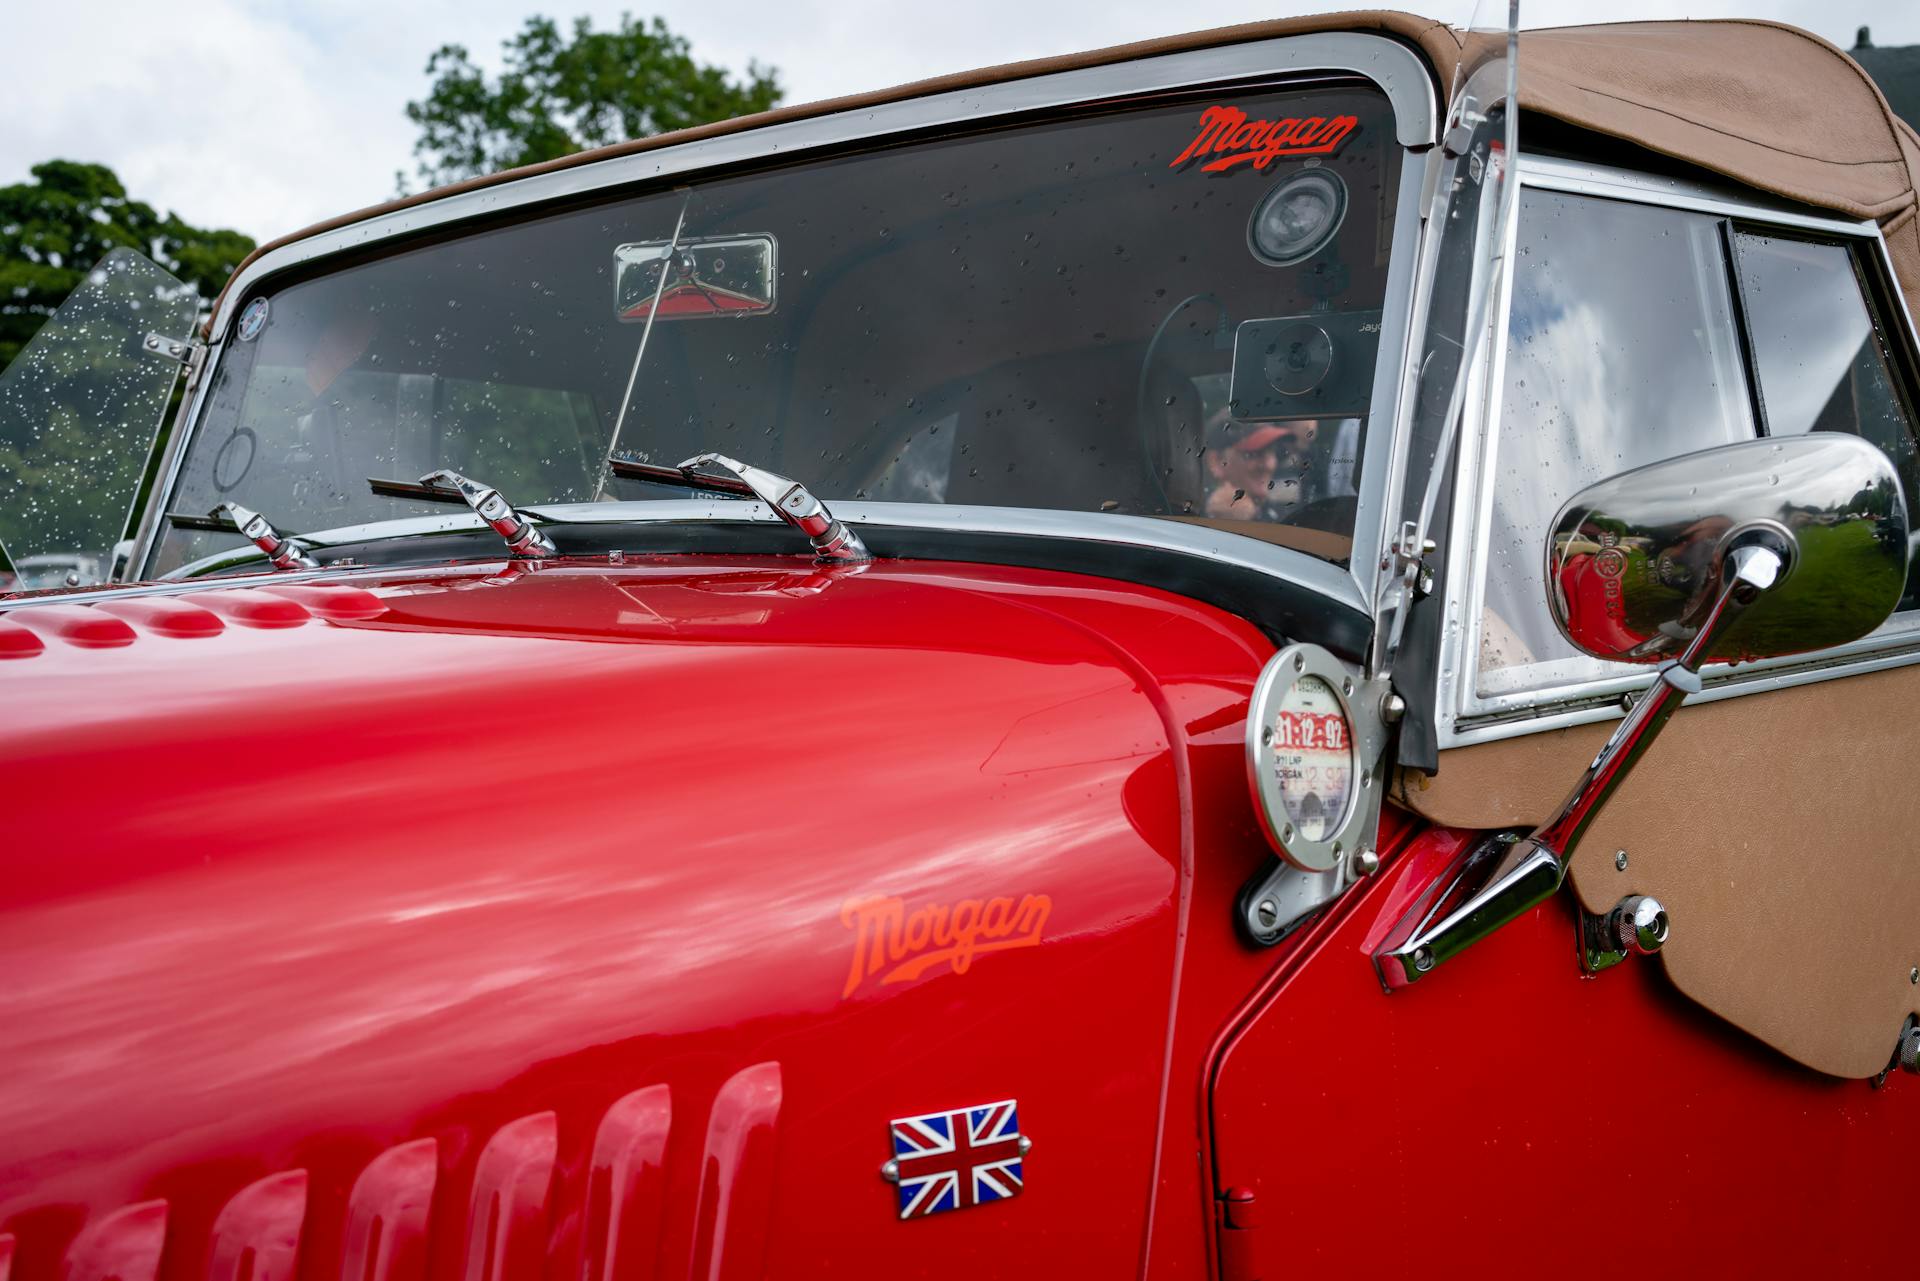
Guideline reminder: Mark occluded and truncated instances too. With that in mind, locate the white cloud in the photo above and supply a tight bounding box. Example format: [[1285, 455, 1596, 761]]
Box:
[[6, 0, 1918, 243]]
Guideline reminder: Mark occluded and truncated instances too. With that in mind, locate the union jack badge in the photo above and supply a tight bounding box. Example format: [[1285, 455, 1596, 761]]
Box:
[[880, 1099, 1031, 1219]]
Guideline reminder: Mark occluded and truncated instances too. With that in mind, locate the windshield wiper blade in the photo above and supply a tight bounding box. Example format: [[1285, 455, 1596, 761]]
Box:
[[166, 502, 317, 570], [607, 451, 870, 563], [368, 469, 556, 558]]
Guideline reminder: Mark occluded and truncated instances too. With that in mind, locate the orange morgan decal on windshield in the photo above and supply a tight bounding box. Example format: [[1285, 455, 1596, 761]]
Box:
[[840, 893, 1052, 996], [1170, 105, 1360, 172]]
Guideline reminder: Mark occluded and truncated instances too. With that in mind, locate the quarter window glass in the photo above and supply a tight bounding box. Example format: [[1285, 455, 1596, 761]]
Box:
[[1733, 231, 1920, 608], [1477, 190, 1753, 694]]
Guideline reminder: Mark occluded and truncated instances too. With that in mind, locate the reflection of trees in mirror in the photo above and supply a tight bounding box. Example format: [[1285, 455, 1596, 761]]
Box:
[[1716, 520, 1903, 659], [1598, 520, 1900, 663]]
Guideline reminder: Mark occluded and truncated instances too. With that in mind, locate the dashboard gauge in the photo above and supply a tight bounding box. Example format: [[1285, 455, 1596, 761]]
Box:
[[1245, 642, 1367, 873], [1270, 673, 1353, 839]]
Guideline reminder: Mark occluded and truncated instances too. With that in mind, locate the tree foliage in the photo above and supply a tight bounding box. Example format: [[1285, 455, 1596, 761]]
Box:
[[0, 160, 254, 371], [403, 13, 783, 191]]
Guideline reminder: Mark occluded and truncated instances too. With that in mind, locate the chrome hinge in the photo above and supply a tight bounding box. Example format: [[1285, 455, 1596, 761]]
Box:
[[1382, 520, 1435, 597], [144, 331, 209, 394], [143, 332, 199, 365]]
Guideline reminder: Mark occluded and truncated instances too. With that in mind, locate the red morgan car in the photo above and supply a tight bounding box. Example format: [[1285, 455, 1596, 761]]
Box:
[[4, 11, 1920, 1279]]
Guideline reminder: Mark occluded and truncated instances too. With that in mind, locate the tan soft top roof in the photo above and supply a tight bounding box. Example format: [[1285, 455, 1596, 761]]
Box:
[[1517, 19, 1920, 318], [220, 12, 1920, 321]]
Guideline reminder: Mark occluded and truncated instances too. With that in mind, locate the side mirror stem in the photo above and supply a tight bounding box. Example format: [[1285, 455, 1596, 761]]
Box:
[[1373, 542, 1784, 988]]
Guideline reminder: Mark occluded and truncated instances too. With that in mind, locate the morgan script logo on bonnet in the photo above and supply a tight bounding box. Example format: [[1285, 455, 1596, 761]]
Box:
[[1170, 105, 1360, 172], [840, 893, 1052, 996]]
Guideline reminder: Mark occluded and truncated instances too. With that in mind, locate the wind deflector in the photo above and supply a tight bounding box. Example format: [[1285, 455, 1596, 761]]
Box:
[[0, 250, 196, 585]]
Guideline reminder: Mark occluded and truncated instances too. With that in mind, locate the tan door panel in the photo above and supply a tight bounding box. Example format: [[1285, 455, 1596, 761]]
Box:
[[1396, 663, 1920, 1079]]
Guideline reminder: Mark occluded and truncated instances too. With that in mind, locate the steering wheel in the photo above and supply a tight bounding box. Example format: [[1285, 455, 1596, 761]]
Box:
[[1278, 493, 1358, 534], [1136, 294, 1226, 514]]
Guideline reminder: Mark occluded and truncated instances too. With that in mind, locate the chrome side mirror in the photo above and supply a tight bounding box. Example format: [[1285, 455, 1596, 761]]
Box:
[[1548, 433, 1909, 666], [1375, 434, 1909, 989]]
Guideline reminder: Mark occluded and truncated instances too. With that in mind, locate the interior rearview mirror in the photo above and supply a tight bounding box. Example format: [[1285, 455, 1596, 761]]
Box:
[[615, 234, 777, 321], [1547, 433, 1910, 666]]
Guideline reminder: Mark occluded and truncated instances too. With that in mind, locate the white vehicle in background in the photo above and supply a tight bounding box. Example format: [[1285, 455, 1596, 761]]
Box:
[[9, 552, 104, 590]]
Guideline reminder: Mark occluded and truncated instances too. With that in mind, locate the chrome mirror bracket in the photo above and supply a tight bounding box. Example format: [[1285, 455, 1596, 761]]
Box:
[[606, 451, 871, 563], [1239, 863, 1347, 948], [1373, 543, 1784, 988], [211, 502, 316, 571]]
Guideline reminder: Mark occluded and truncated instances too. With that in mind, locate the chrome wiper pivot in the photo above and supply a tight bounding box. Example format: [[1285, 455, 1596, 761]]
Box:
[[607, 451, 870, 562], [370, 470, 557, 558], [420, 470, 557, 558], [212, 502, 316, 571]]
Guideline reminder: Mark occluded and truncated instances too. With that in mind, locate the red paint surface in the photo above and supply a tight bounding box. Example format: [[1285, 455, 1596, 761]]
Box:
[[3, 553, 1910, 1278], [0, 556, 1276, 1278], [1210, 828, 1920, 1278]]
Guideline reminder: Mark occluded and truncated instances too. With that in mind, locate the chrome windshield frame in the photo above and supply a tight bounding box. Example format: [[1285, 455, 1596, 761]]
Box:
[[1432, 153, 1920, 750], [131, 31, 1440, 600]]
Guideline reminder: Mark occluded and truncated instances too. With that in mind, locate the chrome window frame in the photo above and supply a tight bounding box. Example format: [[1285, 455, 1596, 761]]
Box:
[[130, 32, 1439, 606], [1433, 153, 1920, 750]]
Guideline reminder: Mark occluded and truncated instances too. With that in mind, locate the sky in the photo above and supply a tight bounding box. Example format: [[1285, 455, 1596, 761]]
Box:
[[7, 0, 1920, 244]]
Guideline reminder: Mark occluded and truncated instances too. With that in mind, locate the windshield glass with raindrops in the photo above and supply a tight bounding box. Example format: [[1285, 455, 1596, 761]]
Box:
[[160, 83, 1402, 574]]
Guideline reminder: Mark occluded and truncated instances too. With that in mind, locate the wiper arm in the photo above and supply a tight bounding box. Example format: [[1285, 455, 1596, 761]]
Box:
[[168, 502, 317, 570], [368, 469, 557, 558], [607, 451, 871, 563]]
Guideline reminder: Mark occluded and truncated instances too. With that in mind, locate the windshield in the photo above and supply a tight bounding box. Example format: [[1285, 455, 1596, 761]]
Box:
[[160, 82, 1402, 575]]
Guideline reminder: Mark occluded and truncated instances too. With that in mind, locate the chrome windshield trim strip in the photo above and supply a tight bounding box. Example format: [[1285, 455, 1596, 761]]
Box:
[[206, 32, 1436, 340], [1515, 155, 1878, 234], [2, 556, 480, 609], [1344, 158, 1429, 614], [1445, 641, 1920, 749], [40, 501, 1369, 618], [1434, 154, 1908, 751], [129, 332, 227, 580]]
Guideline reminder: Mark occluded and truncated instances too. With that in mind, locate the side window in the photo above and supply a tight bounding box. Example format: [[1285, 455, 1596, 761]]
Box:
[[1731, 231, 1920, 609], [1477, 190, 1754, 694], [1473, 186, 1920, 705]]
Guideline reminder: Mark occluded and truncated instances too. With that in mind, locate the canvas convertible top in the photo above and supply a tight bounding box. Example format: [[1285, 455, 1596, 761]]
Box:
[[218, 12, 1920, 323]]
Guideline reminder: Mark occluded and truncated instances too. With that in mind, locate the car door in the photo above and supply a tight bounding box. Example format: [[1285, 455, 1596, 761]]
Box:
[[1209, 156, 1920, 1278]]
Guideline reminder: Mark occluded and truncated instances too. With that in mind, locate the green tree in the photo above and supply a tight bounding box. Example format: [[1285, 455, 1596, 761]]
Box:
[[0, 160, 254, 371], [403, 13, 782, 190]]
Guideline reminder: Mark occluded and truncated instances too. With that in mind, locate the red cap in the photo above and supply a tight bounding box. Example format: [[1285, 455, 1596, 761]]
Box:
[[1232, 424, 1290, 452]]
